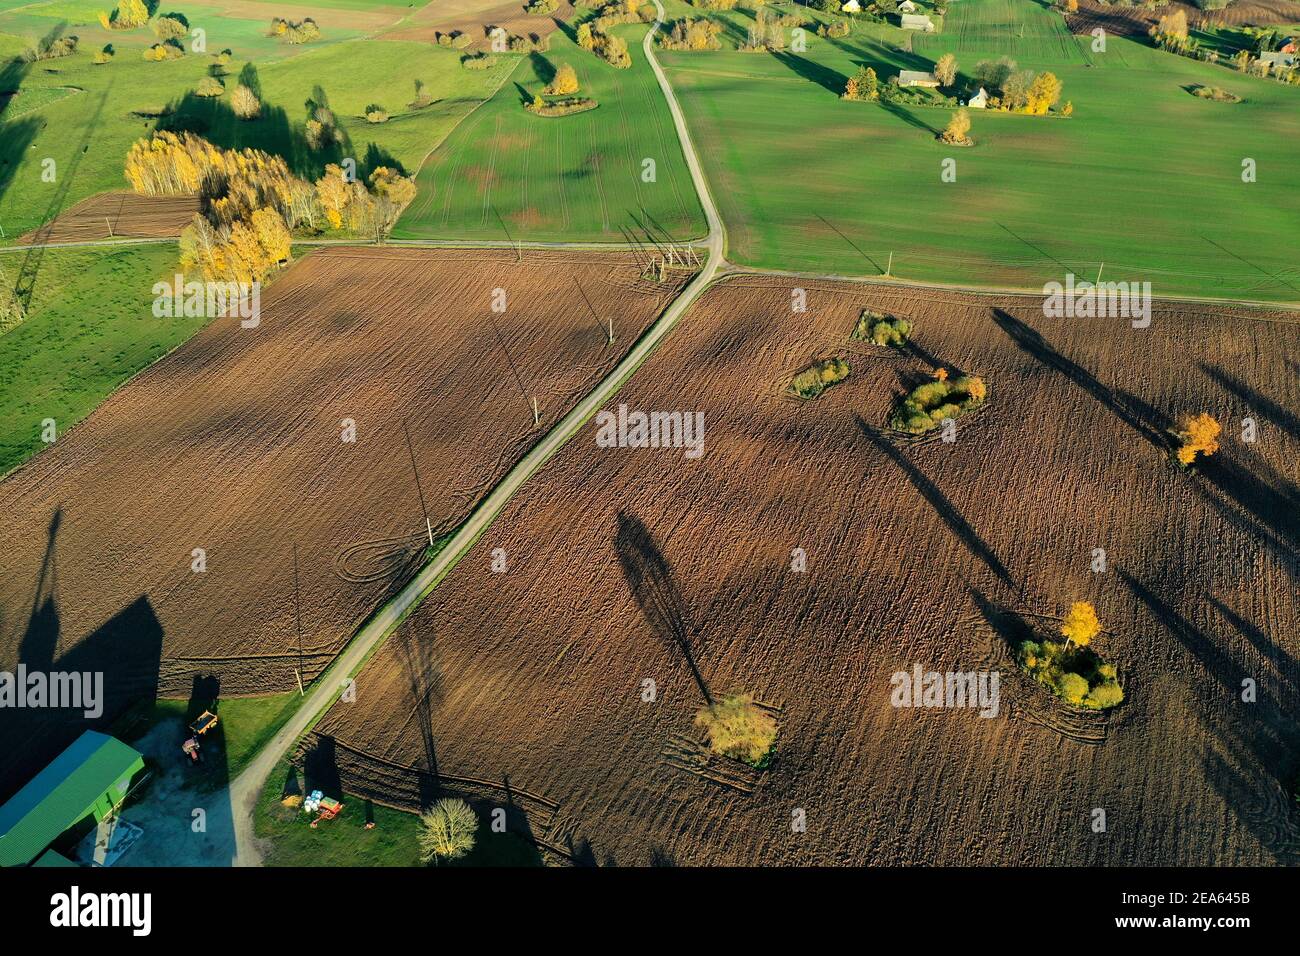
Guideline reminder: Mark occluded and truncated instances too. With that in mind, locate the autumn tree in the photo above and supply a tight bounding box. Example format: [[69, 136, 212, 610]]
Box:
[[695, 693, 778, 766], [1061, 601, 1101, 650], [577, 22, 595, 50], [843, 65, 878, 100], [939, 107, 972, 145], [547, 62, 579, 95], [1025, 71, 1062, 114], [1175, 413, 1221, 466], [152, 14, 188, 41], [418, 798, 478, 863], [231, 84, 260, 119], [196, 76, 224, 97], [101, 0, 148, 29], [934, 52, 957, 87]]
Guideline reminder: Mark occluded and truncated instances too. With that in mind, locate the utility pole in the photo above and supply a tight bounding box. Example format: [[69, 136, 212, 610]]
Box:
[[292, 542, 304, 696]]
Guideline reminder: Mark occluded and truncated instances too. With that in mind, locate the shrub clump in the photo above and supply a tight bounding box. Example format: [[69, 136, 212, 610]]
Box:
[[143, 40, 185, 61], [1190, 85, 1241, 102], [462, 53, 498, 70], [525, 94, 598, 116], [889, 373, 986, 433], [364, 104, 389, 123], [196, 76, 224, 97], [853, 309, 911, 346], [695, 693, 777, 768], [790, 357, 850, 399], [1016, 603, 1124, 709]]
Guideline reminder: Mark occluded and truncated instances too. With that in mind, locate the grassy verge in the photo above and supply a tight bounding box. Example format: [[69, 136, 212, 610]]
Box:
[[255, 759, 544, 866]]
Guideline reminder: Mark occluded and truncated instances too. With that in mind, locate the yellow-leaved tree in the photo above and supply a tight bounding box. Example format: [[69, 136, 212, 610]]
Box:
[[547, 63, 579, 96], [1175, 413, 1221, 466], [695, 693, 777, 766], [1061, 601, 1101, 650]]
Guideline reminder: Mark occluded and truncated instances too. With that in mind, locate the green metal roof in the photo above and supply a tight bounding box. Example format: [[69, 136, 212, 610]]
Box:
[[0, 731, 144, 868], [32, 849, 78, 867]]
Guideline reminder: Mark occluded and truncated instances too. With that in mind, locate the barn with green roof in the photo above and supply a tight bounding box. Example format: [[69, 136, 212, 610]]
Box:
[[0, 731, 144, 867]]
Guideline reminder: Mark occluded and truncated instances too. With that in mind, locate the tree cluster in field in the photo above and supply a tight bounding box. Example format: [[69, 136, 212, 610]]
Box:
[[525, 0, 560, 12], [817, 19, 850, 38], [660, 18, 723, 51], [852, 309, 911, 347], [269, 17, 321, 44], [525, 94, 598, 116], [971, 57, 1066, 114], [546, 62, 580, 95], [93, 45, 115, 65], [461, 52, 499, 70], [1017, 603, 1124, 710], [842, 65, 879, 101], [26, 33, 78, 61], [688, 0, 738, 10], [364, 104, 389, 123], [435, 30, 473, 48], [152, 13, 189, 42], [99, 0, 149, 30], [125, 131, 416, 284], [507, 32, 552, 53], [143, 39, 185, 61], [789, 357, 851, 399], [196, 75, 224, 97], [880, 78, 957, 108], [740, 9, 788, 52], [890, 372, 986, 433], [577, 14, 632, 69]]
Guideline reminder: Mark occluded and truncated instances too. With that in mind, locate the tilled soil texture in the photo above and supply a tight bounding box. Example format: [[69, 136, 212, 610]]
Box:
[[1068, 0, 1300, 36], [315, 275, 1300, 866], [0, 247, 691, 800], [18, 193, 201, 245], [384, 0, 576, 49]]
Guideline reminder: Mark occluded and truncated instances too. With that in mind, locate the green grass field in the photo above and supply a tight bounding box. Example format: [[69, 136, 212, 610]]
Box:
[[0, 32, 507, 238], [393, 23, 707, 241], [0, 245, 207, 476], [660, 0, 1300, 302]]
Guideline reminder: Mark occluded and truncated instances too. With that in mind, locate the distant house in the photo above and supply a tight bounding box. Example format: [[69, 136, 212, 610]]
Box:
[[898, 0, 918, 11], [842, 0, 862, 11], [1279, 37, 1297, 54], [900, 13, 936, 31], [898, 69, 940, 88], [1260, 50, 1296, 69], [967, 86, 989, 108]]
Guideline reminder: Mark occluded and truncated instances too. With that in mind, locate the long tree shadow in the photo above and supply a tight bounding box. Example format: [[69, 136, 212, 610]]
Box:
[[1201, 362, 1300, 443], [855, 415, 1013, 587], [615, 511, 711, 704], [990, 307, 1170, 450], [771, 50, 848, 95], [1118, 570, 1300, 863], [395, 621, 441, 809], [0, 54, 38, 213], [1194, 450, 1300, 575], [1209, 598, 1298, 703], [878, 97, 942, 135]]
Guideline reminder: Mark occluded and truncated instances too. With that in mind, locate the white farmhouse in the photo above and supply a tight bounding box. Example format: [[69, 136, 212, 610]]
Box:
[[898, 0, 919, 11], [900, 13, 935, 31], [967, 86, 989, 108]]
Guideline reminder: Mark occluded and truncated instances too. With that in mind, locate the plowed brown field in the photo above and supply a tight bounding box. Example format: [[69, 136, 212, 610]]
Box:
[[0, 247, 690, 800], [384, 0, 575, 48], [19, 193, 200, 245], [1068, 0, 1300, 36], [314, 275, 1300, 866]]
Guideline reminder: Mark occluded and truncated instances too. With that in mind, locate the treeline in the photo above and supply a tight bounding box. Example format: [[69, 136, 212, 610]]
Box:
[[125, 131, 416, 283], [971, 57, 1066, 114]]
